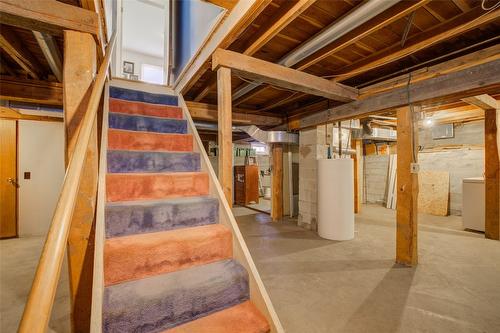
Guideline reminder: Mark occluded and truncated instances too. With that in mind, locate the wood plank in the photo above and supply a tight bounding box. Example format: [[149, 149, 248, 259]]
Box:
[[0, 106, 62, 122], [418, 171, 449, 216], [0, 119, 17, 238], [462, 94, 499, 111], [217, 67, 233, 206], [212, 49, 358, 102], [484, 108, 500, 240], [396, 106, 419, 266], [333, 6, 500, 82], [0, 26, 43, 79], [204, 0, 238, 10], [352, 139, 362, 213], [0, 0, 99, 36], [271, 143, 283, 221], [63, 30, 98, 333], [0, 75, 63, 106], [451, 0, 470, 12], [185, 101, 282, 126], [299, 59, 500, 129], [33, 32, 63, 82]]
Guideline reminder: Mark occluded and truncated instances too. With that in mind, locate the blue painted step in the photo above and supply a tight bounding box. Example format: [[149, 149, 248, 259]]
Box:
[[109, 86, 178, 106], [107, 150, 200, 173], [103, 259, 249, 332], [109, 113, 187, 134], [105, 196, 219, 238]]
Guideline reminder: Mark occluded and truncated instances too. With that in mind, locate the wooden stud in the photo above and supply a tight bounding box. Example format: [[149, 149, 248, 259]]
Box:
[[63, 30, 98, 333], [217, 67, 233, 206], [396, 106, 419, 266], [352, 139, 362, 213], [0, 75, 63, 106], [0, 0, 99, 36], [212, 49, 358, 102], [271, 143, 283, 222], [484, 108, 500, 240]]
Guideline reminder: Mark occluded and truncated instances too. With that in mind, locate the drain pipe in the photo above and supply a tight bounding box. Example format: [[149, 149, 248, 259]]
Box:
[[232, 0, 401, 100]]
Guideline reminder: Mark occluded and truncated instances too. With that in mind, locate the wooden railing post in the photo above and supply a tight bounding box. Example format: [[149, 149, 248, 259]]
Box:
[[63, 30, 98, 332], [217, 66, 233, 206]]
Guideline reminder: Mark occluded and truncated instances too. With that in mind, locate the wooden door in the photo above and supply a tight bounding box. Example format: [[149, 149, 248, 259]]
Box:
[[0, 119, 17, 238]]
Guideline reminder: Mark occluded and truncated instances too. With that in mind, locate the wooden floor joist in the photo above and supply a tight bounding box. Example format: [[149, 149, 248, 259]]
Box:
[[0, 75, 63, 106]]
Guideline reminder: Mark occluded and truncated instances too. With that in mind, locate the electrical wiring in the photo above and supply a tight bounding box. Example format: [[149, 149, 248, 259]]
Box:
[[482, 0, 500, 11]]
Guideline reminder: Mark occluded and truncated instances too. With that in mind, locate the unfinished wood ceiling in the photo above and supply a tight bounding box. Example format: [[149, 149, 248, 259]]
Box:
[[183, 0, 500, 123]]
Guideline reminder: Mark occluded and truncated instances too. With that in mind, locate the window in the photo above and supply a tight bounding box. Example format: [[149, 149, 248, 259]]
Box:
[[141, 64, 164, 84], [251, 143, 269, 155]]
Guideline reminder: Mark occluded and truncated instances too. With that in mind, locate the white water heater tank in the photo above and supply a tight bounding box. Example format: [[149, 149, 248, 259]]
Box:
[[317, 158, 354, 241]]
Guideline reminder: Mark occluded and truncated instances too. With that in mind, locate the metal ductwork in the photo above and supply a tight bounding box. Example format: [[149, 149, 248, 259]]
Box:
[[232, 0, 401, 100], [353, 121, 397, 141], [236, 125, 299, 144]]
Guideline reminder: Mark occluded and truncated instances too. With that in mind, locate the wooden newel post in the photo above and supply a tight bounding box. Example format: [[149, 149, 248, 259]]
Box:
[[484, 108, 500, 240], [217, 66, 233, 207], [396, 106, 419, 266], [271, 143, 283, 221]]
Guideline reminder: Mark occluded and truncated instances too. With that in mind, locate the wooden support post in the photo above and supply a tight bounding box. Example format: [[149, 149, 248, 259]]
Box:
[[484, 108, 500, 240], [396, 106, 419, 266], [63, 30, 98, 333], [271, 143, 283, 221], [352, 139, 362, 213], [217, 67, 233, 206]]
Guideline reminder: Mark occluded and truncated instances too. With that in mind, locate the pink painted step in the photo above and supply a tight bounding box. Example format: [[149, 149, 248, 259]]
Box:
[[106, 172, 209, 202], [104, 224, 232, 286], [108, 129, 193, 152], [164, 301, 270, 333], [109, 98, 183, 118]]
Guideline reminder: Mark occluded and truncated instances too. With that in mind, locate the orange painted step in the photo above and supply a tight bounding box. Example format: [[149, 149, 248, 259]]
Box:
[[104, 224, 232, 286], [165, 301, 270, 333], [108, 129, 193, 152], [106, 172, 209, 202], [110, 98, 183, 118]]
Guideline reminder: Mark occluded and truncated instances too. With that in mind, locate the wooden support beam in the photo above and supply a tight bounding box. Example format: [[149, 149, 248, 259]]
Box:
[[33, 31, 63, 82], [463, 95, 500, 240], [204, 0, 238, 10], [63, 30, 97, 333], [396, 106, 419, 266], [0, 26, 43, 79], [0, 106, 62, 122], [185, 101, 282, 126], [298, 59, 500, 129], [0, 75, 63, 106], [212, 49, 358, 102], [217, 67, 233, 206], [271, 143, 283, 222], [0, 0, 99, 36], [352, 139, 362, 214]]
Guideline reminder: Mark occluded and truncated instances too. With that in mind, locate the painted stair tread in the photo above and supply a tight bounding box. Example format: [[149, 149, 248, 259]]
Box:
[[106, 172, 209, 202], [164, 301, 270, 333], [103, 259, 249, 333], [110, 86, 178, 106], [107, 150, 200, 173], [110, 98, 183, 119], [109, 113, 187, 134], [104, 224, 232, 286], [108, 129, 193, 152], [105, 196, 219, 238]]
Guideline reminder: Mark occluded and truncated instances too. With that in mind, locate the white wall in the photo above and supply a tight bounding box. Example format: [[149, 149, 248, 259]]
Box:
[[18, 121, 65, 236], [122, 49, 164, 80]]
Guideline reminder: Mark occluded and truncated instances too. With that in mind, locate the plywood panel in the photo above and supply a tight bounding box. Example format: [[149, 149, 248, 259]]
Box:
[[418, 171, 449, 216]]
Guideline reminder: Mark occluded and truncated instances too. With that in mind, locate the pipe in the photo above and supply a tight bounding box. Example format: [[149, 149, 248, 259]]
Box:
[[232, 0, 401, 100]]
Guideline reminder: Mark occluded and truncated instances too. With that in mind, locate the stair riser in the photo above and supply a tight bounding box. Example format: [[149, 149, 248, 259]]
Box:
[[108, 129, 193, 152], [106, 173, 209, 202], [110, 86, 178, 106], [107, 151, 200, 173], [105, 197, 219, 238], [104, 225, 232, 286], [109, 113, 187, 134], [109, 98, 183, 118], [103, 260, 249, 332]]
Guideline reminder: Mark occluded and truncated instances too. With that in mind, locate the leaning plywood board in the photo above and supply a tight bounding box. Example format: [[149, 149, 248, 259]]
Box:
[[418, 171, 449, 216]]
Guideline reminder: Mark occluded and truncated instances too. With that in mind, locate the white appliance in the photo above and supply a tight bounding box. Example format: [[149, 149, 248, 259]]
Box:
[[462, 177, 485, 232]]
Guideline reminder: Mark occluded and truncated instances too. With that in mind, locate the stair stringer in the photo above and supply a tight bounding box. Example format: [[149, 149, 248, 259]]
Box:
[[179, 94, 284, 333]]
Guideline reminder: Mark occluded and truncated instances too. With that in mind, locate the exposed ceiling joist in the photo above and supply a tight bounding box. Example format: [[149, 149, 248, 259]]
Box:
[[0, 27, 43, 79], [298, 59, 500, 129], [0, 0, 99, 36], [462, 94, 499, 110], [203, 0, 238, 10], [212, 49, 358, 102], [185, 101, 282, 126], [0, 75, 63, 106], [33, 31, 63, 82], [0, 105, 62, 122]]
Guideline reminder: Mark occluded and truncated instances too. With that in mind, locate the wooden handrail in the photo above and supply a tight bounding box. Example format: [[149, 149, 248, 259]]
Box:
[[18, 31, 116, 333]]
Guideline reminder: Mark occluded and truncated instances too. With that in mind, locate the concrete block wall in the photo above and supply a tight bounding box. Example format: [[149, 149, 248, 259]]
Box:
[[364, 155, 390, 205]]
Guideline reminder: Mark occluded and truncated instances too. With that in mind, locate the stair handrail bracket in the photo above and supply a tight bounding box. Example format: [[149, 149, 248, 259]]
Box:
[[18, 32, 116, 333]]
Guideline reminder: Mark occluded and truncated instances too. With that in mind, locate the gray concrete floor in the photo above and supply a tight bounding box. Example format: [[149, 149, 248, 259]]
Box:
[[234, 204, 500, 333], [0, 236, 71, 332]]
